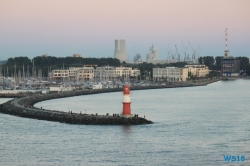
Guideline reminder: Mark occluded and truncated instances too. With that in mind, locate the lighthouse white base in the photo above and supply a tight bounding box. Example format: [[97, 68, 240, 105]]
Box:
[[120, 114, 134, 118]]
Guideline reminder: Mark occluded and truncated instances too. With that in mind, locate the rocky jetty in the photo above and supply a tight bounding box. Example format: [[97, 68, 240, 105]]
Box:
[[0, 100, 152, 125], [0, 79, 219, 125], [0, 90, 153, 125]]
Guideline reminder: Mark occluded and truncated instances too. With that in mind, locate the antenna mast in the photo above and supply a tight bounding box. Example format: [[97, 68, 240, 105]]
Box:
[[225, 28, 228, 50], [224, 28, 229, 57]]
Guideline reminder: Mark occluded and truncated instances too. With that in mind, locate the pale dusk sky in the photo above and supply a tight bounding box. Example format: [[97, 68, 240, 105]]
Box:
[[0, 0, 250, 60]]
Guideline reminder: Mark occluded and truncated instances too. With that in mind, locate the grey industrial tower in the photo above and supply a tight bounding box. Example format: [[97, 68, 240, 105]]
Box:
[[114, 39, 127, 62]]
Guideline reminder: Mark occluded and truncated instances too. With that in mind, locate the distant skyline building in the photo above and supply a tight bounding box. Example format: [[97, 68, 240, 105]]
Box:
[[146, 44, 158, 62], [73, 54, 82, 58], [41, 54, 49, 57], [133, 53, 142, 63], [114, 39, 127, 62], [146, 44, 168, 64]]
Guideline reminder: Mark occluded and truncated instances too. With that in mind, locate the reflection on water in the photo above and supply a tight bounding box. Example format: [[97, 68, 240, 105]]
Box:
[[122, 125, 131, 138], [122, 125, 131, 132]]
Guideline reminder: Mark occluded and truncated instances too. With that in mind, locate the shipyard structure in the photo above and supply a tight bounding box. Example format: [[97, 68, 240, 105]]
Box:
[[112, 39, 199, 64], [133, 43, 199, 64]]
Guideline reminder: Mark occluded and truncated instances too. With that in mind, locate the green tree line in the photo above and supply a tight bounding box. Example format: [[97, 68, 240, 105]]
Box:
[[1, 56, 189, 79], [2, 55, 249, 78], [2, 56, 121, 77]]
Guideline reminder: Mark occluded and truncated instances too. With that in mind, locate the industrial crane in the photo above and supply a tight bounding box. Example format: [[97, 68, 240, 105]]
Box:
[[182, 41, 184, 62], [196, 45, 201, 59], [184, 47, 187, 62], [188, 41, 196, 60], [182, 40, 187, 62], [166, 48, 171, 62], [175, 45, 180, 62], [167, 44, 175, 60]]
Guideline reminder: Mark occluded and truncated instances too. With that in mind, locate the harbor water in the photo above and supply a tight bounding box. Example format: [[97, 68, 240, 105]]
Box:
[[0, 79, 249, 165]]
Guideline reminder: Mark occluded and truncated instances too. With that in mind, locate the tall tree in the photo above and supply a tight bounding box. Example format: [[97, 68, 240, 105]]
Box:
[[198, 57, 203, 64], [215, 56, 223, 67], [236, 56, 249, 70], [202, 56, 215, 67], [245, 64, 250, 75]]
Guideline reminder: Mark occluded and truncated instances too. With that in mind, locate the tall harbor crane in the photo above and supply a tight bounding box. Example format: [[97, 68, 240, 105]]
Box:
[[175, 45, 180, 62], [188, 41, 196, 59], [167, 44, 175, 60], [182, 41, 187, 62]]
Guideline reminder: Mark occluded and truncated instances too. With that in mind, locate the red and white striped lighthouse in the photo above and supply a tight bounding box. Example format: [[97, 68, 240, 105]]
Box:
[[121, 85, 133, 117]]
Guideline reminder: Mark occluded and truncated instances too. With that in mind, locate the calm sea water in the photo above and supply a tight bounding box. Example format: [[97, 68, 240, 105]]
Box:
[[0, 79, 249, 165]]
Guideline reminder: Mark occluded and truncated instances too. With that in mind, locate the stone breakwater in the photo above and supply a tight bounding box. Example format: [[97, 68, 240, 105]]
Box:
[[0, 79, 219, 125], [0, 100, 151, 125], [0, 89, 153, 125]]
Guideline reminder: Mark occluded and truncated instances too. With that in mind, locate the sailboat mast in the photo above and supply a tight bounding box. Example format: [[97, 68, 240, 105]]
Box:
[[23, 65, 25, 80], [14, 63, 16, 80], [7, 66, 9, 77], [0, 60, 2, 82], [32, 60, 34, 78], [27, 64, 29, 78]]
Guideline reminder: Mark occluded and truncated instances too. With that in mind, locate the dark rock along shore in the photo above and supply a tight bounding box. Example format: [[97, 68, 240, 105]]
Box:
[[0, 87, 154, 125], [0, 79, 219, 125]]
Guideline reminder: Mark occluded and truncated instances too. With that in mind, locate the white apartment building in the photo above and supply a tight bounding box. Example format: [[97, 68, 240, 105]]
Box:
[[74, 67, 94, 80], [94, 66, 140, 81], [153, 65, 209, 82], [184, 65, 209, 77], [50, 66, 140, 81], [153, 67, 182, 81], [50, 67, 94, 81]]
